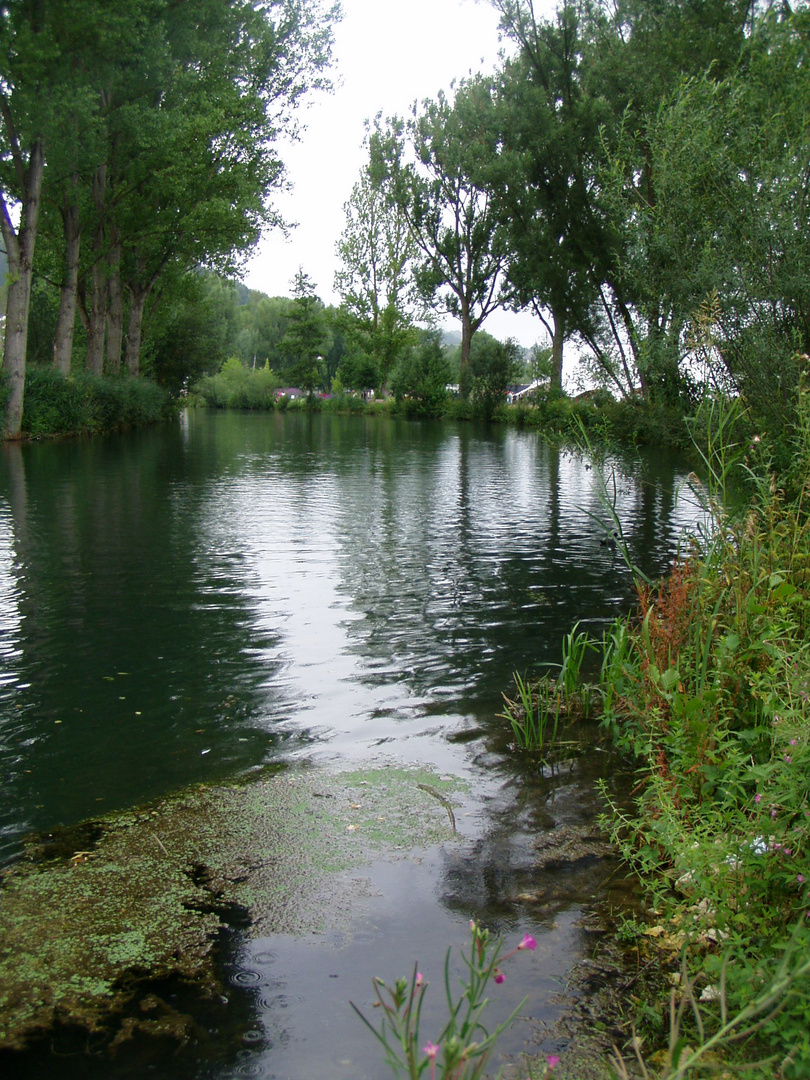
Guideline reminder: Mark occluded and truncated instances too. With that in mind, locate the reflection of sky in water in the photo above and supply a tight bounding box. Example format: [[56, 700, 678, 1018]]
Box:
[[191, 431, 706, 748], [0, 415, 706, 855], [0, 506, 23, 680], [0, 416, 709, 1078]]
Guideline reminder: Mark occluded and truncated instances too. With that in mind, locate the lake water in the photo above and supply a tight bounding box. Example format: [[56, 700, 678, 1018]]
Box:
[[0, 410, 704, 1077]]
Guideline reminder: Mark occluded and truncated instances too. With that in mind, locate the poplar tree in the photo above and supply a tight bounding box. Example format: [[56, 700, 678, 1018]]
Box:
[[378, 78, 509, 394]]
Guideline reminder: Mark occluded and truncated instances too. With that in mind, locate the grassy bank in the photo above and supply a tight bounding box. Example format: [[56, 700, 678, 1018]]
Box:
[[506, 392, 810, 1077], [2, 367, 176, 439]]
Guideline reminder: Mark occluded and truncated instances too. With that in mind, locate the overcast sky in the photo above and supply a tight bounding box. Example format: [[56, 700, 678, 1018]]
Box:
[[242, 0, 552, 347]]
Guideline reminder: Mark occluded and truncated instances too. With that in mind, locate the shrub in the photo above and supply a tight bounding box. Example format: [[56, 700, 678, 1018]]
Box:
[[21, 367, 173, 437]]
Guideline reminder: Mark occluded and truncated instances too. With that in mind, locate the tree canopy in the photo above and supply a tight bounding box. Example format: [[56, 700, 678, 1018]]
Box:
[[0, 0, 340, 436]]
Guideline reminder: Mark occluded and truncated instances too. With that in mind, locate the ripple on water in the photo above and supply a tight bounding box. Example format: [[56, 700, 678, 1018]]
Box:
[[229, 967, 264, 988], [227, 1053, 267, 1078]]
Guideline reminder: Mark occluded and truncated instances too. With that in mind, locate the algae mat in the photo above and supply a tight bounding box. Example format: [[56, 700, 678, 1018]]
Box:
[[0, 762, 464, 1051]]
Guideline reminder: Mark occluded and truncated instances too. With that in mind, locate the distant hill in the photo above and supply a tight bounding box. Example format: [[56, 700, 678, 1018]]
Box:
[[441, 329, 462, 346]]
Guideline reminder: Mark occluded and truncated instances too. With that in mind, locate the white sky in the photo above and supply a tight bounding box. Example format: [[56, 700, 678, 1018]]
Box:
[[242, 0, 551, 348]]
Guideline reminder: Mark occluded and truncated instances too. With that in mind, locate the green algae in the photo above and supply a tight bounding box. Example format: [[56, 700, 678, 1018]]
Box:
[[0, 760, 465, 1051]]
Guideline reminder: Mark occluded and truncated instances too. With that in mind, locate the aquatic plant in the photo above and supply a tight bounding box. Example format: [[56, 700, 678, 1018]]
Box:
[[352, 921, 539, 1079], [499, 670, 561, 752], [501, 621, 598, 751], [558, 620, 597, 709]]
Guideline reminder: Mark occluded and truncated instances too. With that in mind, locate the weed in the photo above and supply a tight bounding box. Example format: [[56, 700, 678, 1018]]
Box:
[[352, 921, 543, 1080]]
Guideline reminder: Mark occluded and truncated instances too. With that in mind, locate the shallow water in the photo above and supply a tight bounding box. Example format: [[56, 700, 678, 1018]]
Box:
[[0, 411, 704, 1076]]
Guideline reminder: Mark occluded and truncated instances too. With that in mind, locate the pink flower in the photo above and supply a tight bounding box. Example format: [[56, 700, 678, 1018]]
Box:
[[771, 808, 778, 818], [423, 1042, 439, 1060], [547, 1055, 561, 1070], [754, 793, 762, 803], [784, 755, 792, 764], [494, 969, 506, 984], [415, 972, 424, 988], [790, 739, 798, 746], [518, 934, 537, 951], [798, 874, 806, 884]]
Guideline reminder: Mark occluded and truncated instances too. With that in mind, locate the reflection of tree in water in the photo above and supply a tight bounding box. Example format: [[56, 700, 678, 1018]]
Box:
[[433, 739, 633, 936], [333, 426, 695, 707], [0, 426, 287, 857]]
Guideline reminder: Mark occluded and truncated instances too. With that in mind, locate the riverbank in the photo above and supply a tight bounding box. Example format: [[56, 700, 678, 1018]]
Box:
[[579, 397, 810, 1077], [1, 368, 175, 440], [190, 384, 693, 454]]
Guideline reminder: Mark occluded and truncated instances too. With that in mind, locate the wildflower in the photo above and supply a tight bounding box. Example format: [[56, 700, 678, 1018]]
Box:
[[754, 793, 762, 804], [798, 874, 806, 884], [790, 739, 798, 746], [784, 755, 792, 764], [415, 972, 424, 988], [518, 934, 537, 951], [771, 808, 778, 818], [547, 1055, 561, 1070], [423, 1042, 439, 1060], [784, 848, 793, 856], [494, 969, 506, 984]]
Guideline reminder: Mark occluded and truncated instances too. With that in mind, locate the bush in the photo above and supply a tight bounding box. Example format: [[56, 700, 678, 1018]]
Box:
[[21, 367, 174, 438], [193, 358, 281, 410]]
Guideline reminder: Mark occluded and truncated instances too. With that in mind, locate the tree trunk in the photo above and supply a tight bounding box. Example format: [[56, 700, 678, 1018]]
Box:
[[124, 286, 148, 376], [459, 307, 474, 397], [1, 140, 45, 439], [106, 229, 123, 374], [52, 185, 81, 375], [549, 311, 564, 397], [85, 164, 107, 375]]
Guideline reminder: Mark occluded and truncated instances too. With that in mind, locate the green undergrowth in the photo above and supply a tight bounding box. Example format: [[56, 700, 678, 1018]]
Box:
[[505, 389, 810, 1076], [597, 393, 810, 1076], [19, 367, 175, 438]]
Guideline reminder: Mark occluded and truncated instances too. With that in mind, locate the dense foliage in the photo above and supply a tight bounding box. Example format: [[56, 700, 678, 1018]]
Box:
[[327, 0, 810, 443], [0, 0, 340, 437]]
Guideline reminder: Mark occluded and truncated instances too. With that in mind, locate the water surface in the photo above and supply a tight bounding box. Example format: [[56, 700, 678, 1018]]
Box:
[[0, 410, 703, 1076]]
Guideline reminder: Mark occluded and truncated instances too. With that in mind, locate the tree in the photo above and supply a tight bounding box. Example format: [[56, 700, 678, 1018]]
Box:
[[468, 331, 522, 417], [609, 4, 810, 428], [1, 0, 340, 436], [0, 0, 69, 437], [488, 1, 613, 396], [389, 329, 450, 413], [281, 269, 329, 395], [335, 122, 419, 388], [583, 0, 751, 403], [378, 77, 510, 394], [490, 0, 755, 403]]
